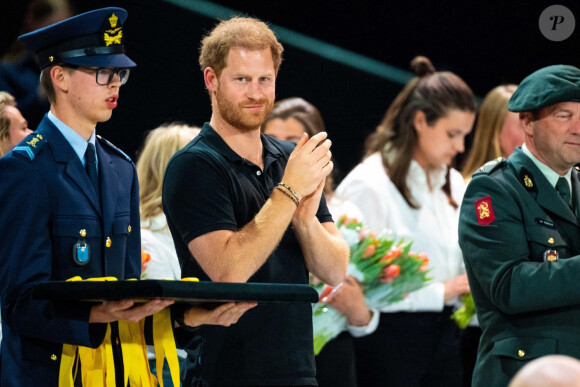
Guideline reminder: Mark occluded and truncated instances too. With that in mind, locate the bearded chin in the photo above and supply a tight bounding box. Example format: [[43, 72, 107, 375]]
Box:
[[216, 89, 274, 131]]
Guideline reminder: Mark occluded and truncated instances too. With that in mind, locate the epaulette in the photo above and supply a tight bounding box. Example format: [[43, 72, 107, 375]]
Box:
[[473, 157, 505, 176], [11, 133, 47, 162], [97, 135, 132, 162]]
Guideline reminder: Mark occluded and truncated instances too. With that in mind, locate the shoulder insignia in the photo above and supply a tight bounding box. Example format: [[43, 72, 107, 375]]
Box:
[[97, 135, 132, 162], [475, 196, 495, 225], [473, 157, 505, 176], [11, 133, 47, 161]]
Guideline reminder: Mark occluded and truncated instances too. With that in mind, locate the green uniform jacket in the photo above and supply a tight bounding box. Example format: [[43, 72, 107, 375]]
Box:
[[459, 148, 580, 387]]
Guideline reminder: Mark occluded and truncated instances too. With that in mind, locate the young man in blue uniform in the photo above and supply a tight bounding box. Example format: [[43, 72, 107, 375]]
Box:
[[459, 64, 580, 387], [163, 17, 350, 386], [0, 8, 174, 386]]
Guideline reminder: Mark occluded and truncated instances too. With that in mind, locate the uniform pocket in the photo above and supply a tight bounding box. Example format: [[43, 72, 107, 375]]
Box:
[[524, 224, 566, 261], [491, 336, 557, 361], [112, 213, 130, 236], [53, 216, 102, 238], [52, 216, 103, 278], [21, 336, 62, 366]]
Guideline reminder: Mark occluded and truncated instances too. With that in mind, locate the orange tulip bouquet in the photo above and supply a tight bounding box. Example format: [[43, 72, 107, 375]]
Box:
[[312, 216, 431, 355]]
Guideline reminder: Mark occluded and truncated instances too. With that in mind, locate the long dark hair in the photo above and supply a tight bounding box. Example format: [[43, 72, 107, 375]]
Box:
[[365, 56, 476, 209]]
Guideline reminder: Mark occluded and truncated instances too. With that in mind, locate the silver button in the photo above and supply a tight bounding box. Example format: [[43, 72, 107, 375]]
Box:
[[256, 171, 262, 176]]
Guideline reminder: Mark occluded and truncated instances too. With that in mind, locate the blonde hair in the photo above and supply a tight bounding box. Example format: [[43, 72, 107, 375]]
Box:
[[461, 84, 517, 179], [199, 17, 284, 76], [137, 124, 200, 228], [0, 92, 17, 157]]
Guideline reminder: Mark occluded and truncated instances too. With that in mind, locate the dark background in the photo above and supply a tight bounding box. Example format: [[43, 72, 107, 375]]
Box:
[[2, 0, 580, 175]]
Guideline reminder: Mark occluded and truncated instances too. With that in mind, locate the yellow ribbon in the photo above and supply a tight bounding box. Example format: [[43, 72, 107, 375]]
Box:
[[78, 324, 116, 386], [58, 340, 77, 385], [58, 277, 186, 386], [118, 319, 157, 387], [153, 308, 180, 387]]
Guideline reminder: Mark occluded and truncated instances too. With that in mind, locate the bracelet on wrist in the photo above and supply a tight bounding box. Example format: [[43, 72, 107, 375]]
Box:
[[275, 186, 299, 206], [277, 182, 302, 203]]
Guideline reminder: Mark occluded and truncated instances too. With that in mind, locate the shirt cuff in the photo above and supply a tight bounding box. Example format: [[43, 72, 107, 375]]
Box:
[[347, 307, 380, 338]]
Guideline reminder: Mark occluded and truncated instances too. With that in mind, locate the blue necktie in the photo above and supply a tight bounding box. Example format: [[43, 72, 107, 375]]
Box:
[[85, 142, 99, 196]]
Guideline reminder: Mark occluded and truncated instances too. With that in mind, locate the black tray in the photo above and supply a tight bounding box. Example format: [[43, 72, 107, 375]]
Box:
[[32, 280, 318, 304]]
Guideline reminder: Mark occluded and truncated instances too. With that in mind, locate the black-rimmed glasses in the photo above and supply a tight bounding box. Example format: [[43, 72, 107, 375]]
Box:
[[63, 65, 131, 86]]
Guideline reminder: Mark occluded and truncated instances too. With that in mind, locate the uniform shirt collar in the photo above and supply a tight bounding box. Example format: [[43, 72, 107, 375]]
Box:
[[521, 143, 571, 189], [47, 111, 97, 167]]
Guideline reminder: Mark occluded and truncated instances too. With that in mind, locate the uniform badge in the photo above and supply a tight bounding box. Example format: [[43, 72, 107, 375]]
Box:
[[25, 134, 44, 148], [475, 196, 495, 225], [519, 168, 537, 192], [73, 229, 90, 265], [102, 13, 123, 46], [543, 249, 559, 261]]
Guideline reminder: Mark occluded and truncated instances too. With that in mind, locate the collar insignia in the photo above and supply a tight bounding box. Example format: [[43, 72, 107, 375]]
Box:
[[520, 168, 537, 192]]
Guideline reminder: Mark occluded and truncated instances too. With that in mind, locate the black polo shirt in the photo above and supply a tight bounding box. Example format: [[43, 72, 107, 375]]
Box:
[[163, 123, 332, 386]]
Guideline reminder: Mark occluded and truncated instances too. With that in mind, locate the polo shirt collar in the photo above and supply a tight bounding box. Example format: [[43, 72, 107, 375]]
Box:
[[201, 123, 283, 163]]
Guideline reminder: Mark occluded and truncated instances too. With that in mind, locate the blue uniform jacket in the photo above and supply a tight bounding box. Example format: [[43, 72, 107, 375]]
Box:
[[0, 115, 141, 386]]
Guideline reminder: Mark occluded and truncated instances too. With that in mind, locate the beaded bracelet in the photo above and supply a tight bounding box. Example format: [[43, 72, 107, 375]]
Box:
[[275, 186, 299, 207], [277, 182, 302, 203]]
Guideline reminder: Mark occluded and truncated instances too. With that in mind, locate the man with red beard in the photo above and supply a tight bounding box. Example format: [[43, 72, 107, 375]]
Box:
[[163, 17, 349, 386]]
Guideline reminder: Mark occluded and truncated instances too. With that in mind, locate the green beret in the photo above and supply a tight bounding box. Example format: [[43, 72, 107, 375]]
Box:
[[507, 64, 580, 112]]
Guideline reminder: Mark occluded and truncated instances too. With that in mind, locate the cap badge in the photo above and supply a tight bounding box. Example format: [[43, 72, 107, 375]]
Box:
[[109, 13, 119, 28], [103, 13, 123, 46]]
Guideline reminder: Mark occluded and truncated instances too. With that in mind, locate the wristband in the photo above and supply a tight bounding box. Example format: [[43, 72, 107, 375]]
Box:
[[277, 182, 302, 203], [275, 186, 299, 206]]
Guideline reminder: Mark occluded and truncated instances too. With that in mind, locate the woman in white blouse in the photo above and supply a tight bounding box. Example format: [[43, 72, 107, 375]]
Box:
[[336, 56, 476, 387]]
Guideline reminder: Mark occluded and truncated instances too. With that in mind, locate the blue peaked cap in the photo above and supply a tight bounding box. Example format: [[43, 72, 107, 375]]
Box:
[[18, 7, 136, 69]]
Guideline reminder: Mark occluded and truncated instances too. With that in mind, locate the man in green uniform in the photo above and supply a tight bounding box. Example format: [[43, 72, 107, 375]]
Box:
[[459, 64, 580, 387]]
